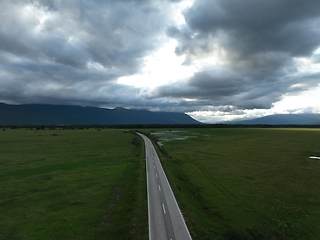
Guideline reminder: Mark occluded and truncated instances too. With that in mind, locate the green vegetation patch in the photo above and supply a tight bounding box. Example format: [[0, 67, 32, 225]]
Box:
[[0, 128, 147, 240], [146, 128, 320, 239]]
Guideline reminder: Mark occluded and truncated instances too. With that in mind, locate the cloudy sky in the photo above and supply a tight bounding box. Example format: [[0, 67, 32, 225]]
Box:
[[1, 0, 320, 122]]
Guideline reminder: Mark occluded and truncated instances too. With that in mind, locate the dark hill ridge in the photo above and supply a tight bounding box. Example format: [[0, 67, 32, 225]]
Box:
[[0, 103, 200, 125], [233, 114, 320, 125]]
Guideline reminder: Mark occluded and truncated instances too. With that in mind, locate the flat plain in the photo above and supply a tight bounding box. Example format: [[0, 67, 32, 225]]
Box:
[[0, 128, 147, 240], [2, 127, 320, 240], [145, 128, 320, 239]]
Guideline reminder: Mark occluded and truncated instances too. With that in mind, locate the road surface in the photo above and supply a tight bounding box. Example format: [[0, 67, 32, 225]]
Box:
[[138, 133, 192, 240]]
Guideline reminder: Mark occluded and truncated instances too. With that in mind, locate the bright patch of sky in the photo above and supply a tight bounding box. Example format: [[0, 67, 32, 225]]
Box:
[[117, 39, 195, 88]]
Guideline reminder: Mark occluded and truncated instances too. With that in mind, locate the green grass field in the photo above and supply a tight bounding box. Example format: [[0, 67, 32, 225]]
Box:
[[2, 127, 320, 240], [145, 128, 320, 239], [0, 128, 147, 240]]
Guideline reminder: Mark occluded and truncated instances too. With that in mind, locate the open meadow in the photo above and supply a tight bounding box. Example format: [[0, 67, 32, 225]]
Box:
[[0, 128, 147, 240], [2, 127, 320, 240], [144, 128, 320, 240]]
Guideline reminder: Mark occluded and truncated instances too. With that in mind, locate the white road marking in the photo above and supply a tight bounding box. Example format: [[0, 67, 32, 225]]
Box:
[[162, 204, 166, 214], [156, 173, 158, 178], [310, 156, 320, 159], [154, 165, 156, 169], [158, 185, 161, 191]]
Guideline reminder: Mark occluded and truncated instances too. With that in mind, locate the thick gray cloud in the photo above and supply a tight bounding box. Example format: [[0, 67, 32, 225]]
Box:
[[181, 0, 320, 60], [0, 0, 165, 70], [162, 0, 320, 111], [0, 0, 177, 106], [154, 68, 286, 109], [1, 0, 320, 120]]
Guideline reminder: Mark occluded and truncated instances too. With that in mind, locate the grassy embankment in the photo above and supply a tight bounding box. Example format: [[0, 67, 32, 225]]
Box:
[[145, 128, 320, 239], [0, 128, 147, 240]]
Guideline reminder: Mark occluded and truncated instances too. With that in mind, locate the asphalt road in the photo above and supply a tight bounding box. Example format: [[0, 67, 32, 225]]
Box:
[[138, 133, 192, 240]]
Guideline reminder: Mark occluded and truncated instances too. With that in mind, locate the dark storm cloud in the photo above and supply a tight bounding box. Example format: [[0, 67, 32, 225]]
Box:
[[0, 0, 163, 70], [154, 68, 285, 109], [1, 0, 320, 116], [183, 0, 320, 59], [163, 0, 320, 110], [154, 64, 318, 111], [0, 0, 175, 106], [156, 69, 245, 99]]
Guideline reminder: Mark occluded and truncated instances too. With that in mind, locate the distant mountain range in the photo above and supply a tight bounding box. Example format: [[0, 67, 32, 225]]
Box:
[[232, 114, 320, 125], [0, 103, 200, 125]]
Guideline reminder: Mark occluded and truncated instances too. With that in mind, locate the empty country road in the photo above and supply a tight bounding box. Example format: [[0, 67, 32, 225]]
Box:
[[137, 133, 192, 240]]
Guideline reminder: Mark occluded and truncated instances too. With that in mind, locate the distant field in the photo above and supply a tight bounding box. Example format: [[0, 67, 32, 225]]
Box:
[[0, 128, 147, 239], [144, 128, 320, 239]]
